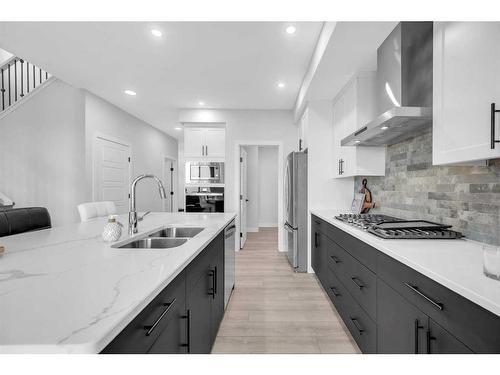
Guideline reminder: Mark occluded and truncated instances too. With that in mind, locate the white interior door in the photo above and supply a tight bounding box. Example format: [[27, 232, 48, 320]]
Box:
[[239, 147, 248, 249], [94, 137, 131, 214], [163, 158, 176, 212]]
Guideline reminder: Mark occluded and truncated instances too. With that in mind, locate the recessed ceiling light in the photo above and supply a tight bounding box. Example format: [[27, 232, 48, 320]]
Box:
[[198, 101, 205, 106], [286, 26, 296, 35], [124, 89, 136, 96], [174, 127, 182, 131], [354, 140, 361, 144], [277, 82, 285, 89], [151, 29, 163, 37], [381, 126, 389, 130]]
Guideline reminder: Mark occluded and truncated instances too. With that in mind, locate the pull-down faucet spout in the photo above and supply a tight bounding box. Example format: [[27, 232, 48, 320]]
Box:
[[128, 174, 167, 235]]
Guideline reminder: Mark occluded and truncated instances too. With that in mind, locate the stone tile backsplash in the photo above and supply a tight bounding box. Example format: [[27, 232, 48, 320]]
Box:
[[354, 130, 500, 245]]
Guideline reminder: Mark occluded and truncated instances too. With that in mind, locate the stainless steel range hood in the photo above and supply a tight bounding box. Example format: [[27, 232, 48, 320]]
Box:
[[342, 22, 433, 147]]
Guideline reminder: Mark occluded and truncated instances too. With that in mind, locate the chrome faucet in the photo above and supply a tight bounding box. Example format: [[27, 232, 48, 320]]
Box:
[[129, 174, 167, 235]]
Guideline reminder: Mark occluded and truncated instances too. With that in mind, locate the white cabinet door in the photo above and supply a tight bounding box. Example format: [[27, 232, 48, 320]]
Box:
[[433, 22, 500, 165], [332, 73, 384, 178], [184, 128, 205, 157], [332, 96, 345, 177], [204, 128, 226, 158]]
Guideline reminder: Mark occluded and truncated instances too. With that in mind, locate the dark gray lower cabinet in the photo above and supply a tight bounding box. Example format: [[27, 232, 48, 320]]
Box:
[[311, 214, 500, 354], [427, 319, 473, 354], [377, 279, 429, 354], [186, 270, 213, 354], [102, 232, 226, 354], [186, 234, 224, 354]]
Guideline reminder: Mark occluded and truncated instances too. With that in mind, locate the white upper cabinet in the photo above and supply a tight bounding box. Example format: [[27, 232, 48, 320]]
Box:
[[204, 128, 226, 158], [433, 22, 500, 165], [184, 128, 205, 158], [332, 73, 386, 178], [184, 127, 226, 159]]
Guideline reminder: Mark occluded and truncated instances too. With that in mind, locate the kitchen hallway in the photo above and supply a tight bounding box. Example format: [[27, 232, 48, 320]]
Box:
[[212, 228, 360, 354]]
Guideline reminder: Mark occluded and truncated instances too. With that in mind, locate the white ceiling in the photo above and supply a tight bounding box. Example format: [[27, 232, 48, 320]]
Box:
[[0, 22, 323, 137], [306, 22, 398, 103]]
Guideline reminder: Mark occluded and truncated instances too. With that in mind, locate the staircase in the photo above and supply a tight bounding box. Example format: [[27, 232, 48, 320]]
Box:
[[0, 56, 52, 115]]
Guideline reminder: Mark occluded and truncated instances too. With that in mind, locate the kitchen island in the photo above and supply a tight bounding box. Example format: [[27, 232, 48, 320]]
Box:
[[0, 212, 236, 353]]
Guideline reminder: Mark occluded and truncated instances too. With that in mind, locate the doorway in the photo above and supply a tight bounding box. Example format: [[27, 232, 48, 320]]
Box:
[[237, 143, 282, 251], [93, 136, 131, 214], [163, 157, 177, 212]]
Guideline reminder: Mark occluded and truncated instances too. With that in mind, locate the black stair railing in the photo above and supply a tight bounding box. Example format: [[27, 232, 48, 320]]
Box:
[[0, 56, 52, 114]]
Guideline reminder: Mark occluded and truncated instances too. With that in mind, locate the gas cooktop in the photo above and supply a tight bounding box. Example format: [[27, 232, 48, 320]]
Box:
[[334, 213, 463, 240]]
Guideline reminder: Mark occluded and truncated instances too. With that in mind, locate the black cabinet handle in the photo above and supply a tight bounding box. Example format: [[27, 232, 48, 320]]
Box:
[[314, 232, 319, 248], [144, 298, 176, 336], [414, 319, 424, 354], [299, 139, 302, 151], [330, 255, 341, 264], [181, 309, 191, 353], [491, 103, 500, 149], [208, 269, 215, 296], [350, 317, 365, 335], [404, 283, 443, 311], [330, 287, 341, 297], [213, 266, 218, 298], [426, 329, 436, 354], [351, 277, 365, 290]]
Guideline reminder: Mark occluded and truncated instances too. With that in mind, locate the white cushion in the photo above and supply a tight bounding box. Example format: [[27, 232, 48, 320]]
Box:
[[77, 201, 117, 222]]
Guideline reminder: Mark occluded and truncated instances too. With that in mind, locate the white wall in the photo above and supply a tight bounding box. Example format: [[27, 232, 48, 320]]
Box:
[[305, 100, 354, 272], [0, 47, 13, 65], [84, 92, 178, 213], [0, 77, 179, 226], [178, 109, 296, 250], [0, 79, 86, 225], [243, 145, 259, 231], [178, 109, 296, 210], [258, 146, 279, 227]]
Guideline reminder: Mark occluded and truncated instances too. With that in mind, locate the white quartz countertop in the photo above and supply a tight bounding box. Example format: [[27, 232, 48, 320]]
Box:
[[311, 209, 500, 318], [0, 212, 236, 353]]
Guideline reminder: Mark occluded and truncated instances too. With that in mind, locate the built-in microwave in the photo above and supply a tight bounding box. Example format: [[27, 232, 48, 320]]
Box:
[[185, 162, 224, 184]]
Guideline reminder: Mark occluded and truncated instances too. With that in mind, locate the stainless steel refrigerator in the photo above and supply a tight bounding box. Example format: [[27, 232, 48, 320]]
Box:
[[284, 151, 307, 272]]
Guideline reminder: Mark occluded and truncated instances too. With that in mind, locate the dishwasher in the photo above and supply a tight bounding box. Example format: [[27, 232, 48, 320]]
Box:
[[224, 219, 236, 308]]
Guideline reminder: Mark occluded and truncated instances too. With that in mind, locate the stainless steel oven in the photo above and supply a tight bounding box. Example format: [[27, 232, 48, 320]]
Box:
[[185, 187, 224, 213], [185, 162, 224, 184]]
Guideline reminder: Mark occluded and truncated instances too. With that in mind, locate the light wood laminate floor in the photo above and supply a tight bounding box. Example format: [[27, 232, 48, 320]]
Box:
[[212, 228, 360, 354]]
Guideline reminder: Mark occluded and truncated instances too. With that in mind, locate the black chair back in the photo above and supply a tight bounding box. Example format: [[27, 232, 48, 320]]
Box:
[[0, 207, 52, 237]]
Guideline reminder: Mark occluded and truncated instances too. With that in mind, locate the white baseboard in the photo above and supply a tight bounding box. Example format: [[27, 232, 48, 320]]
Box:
[[259, 222, 278, 228], [246, 227, 259, 232]]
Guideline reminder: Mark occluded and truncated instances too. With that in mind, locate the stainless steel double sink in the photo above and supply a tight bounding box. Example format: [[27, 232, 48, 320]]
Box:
[[116, 227, 204, 249]]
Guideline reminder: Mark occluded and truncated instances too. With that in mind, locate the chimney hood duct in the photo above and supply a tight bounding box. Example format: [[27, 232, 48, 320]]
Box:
[[341, 22, 433, 147]]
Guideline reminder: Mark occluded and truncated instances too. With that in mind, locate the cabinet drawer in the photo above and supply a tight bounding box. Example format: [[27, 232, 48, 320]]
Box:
[[325, 236, 377, 320], [325, 270, 376, 353], [102, 270, 186, 354], [322, 219, 377, 272], [378, 252, 500, 353]]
